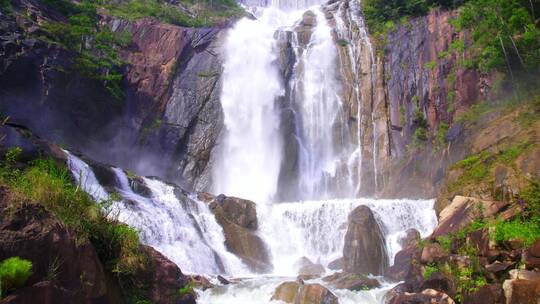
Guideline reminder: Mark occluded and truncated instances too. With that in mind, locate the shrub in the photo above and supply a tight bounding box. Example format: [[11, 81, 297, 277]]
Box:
[[0, 157, 144, 276], [0, 0, 11, 12], [0, 257, 32, 296], [423, 263, 438, 279], [177, 282, 194, 298]]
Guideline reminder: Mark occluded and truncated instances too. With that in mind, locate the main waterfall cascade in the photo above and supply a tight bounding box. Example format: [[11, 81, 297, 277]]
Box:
[[63, 1, 439, 303]]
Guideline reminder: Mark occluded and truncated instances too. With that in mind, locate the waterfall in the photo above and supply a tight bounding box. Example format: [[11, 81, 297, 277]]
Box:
[[65, 152, 248, 276], [211, 8, 296, 204], [291, 9, 355, 200], [260, 198, 437, 276]]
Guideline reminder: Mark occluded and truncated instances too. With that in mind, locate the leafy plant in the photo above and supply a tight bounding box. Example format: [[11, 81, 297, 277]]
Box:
[[0, 157, 145, 276], [177, 282, 194, 297], [0, 257, 32, 297], [423, 263, 439, 279]]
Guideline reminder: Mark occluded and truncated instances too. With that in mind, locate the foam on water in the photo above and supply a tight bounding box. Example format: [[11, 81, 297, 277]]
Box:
[[260, 198, 437, 276]]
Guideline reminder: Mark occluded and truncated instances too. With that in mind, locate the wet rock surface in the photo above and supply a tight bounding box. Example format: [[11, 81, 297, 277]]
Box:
[[343, 205, 388, 275], [271, 281, 339, 304], [199, 193, 271, 273]]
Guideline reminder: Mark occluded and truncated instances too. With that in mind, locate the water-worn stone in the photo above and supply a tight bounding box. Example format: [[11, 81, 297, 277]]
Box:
[[462, 283, 504, 304], [295, 257, 325, 277], [271, 282, 338, 304], [420, 243, 447, 264], [328, 257, 344, 270], [432, 196, 509, 237], [271, 281, 301, 303], [420, 272, 456, 298], [323, 272, 381, 291], [399, 229, 421, 248], [502, 278, 540, 304], [343, 205, 388, 275], [207, 196, 271, 273], [385, 245, 418, 281], [209, 194, 258, 230]]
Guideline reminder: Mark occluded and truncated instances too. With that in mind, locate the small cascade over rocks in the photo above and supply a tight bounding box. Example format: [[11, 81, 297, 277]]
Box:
[[65, 151, 249, 276]]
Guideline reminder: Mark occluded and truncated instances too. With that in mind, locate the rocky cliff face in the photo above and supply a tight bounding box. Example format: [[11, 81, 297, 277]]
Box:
[[104, 17, 227, 191], [0, 3, 228, 192], [323, 1, 493, 198]]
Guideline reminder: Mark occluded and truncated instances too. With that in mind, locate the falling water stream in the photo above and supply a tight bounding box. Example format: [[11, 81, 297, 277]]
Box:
[[65, 1, 439, 303]]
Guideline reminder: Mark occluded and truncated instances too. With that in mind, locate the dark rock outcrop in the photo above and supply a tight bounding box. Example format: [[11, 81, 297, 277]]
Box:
[[343, 205, 388, 275]]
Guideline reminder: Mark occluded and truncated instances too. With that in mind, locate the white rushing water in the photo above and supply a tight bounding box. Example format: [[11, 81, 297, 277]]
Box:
[[292, 9, 354, 200], [65, 152, 248, 276], [211, 7, 296, 204], [260, 198, 437, 276]]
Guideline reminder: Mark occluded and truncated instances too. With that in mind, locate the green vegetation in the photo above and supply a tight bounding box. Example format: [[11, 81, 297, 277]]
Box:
[[102, 0, 242, 27], [423, 263, 439, 279], [494, 182, 540, 246], [0, 0, 11, 12], [177, 282, 195, 298], [435, 122, 449, 147], [456, 0, 540, 74], [0, 148, 144, 276], [424, 60, 437, 70], [40, 0, 130, 101], [363, 0, 463, 38], [412, 108, 429, 145], [448, 138, 536, 193], [0, 257, 32, 297]]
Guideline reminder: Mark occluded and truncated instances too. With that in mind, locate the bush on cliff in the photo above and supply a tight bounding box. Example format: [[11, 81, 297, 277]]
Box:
[[0, 257, 32, 297], [0, 148, 144, 276], [40, 1, 129, 101]]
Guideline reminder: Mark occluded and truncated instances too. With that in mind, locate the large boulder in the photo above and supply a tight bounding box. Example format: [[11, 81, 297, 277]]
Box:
[[199, 193, 271, 273], [343, 205, 388, 275], [462, 283, 505, 304], [432, 196, 509, 238], [136, 246, 195, 304], [271, 282, 338, 304], [385, 245, 418, 281]]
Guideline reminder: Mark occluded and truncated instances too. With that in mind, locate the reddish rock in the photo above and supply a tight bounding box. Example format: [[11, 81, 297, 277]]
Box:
[[420, 243, 447, 264], [399, 229, 421, 248], [432, 196, 509, 238], [137, 246, 195, 304], [529, 239, 540, 257], [0, 188, 106, 302], [420, 272, 456, 298], [485, 261, 514, 274], [462, 283, 505, 304], [271, 282, 338, 304], [386, 288, 455, 304], [386, 245, 418, 281], [503, 279, 540, 304], [209, 197, 271, 273]]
